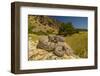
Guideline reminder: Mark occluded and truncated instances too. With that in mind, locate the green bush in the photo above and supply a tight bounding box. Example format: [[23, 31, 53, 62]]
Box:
[[28, 25, 36, 34], [33, 31, 48, 35], [58, 22, 76, 36]]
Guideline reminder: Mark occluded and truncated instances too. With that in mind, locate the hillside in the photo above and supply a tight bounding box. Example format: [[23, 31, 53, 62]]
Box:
[[28, 15, 61, 35]]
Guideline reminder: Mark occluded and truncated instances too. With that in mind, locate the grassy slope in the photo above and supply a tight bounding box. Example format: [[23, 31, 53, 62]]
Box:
[[65, 31, 88, 58]]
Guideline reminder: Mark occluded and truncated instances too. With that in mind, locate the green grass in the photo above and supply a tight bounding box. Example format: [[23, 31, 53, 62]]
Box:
[[28, 34, 39, 41], [65, 31, 88, 58]]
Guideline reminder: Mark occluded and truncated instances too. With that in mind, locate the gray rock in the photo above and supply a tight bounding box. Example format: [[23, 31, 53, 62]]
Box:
[[65, 48, 74, 56], [48, 35, 57, 43], [38, 36, 48, 43], [37, 35, 74, 57], [37, 36, 49, 50], [53, 46, 65, 57], [56, 42, 65, 47], [37, 36, 55, 51], [48, 35, 64, 43], [47, 42, 55, 51], [55, 36, 64, 42]]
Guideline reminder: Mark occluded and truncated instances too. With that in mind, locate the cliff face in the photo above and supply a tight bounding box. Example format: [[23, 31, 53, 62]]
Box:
[[28, 15, 61, 35]]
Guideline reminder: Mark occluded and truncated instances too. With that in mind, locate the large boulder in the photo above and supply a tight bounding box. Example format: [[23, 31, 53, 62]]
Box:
[[48, 35, 57, 43], [47, 42, 55, 51], [55, 35, 64, 42], [37, 36, 48, 50], [37, 35, 74, 57], [53, 46, 65, 57], [37, 36, 55, 51]]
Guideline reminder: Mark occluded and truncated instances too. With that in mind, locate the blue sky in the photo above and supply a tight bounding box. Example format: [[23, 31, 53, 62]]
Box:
[[49, 16, 88, 29]]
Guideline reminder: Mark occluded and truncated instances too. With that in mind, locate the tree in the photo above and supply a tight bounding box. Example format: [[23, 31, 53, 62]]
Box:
[[58, 22, 75, 36]]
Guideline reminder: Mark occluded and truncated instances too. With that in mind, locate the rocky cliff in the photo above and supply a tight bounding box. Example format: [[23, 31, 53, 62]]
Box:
[[28, 15, 61, 35]]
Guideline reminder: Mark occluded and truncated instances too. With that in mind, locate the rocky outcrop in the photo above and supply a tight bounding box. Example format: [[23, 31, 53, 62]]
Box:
[[28, 15, 60, 35], [37, 35, 74, 57], [28, 35, 79, 60]]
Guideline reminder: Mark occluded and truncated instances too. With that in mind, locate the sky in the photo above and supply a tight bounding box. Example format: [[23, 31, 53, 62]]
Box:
[[49, 16, 88, 29]]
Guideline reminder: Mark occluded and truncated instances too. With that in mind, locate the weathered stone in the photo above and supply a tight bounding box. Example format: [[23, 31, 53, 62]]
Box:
[[29, 50, 34, 58], [55, 35, 64, 42], [48, 35, 56, 42], [62, 42, 74, 56], [37, 35, 75, 57], [37, 36, 49, 50], [37, 49, 47, 55], [38, 36, 48, 43], [65, 48, 73, 56], [34, 54, 45, 60], [47, 42, 55, 51], [28, 34, 79, 60], [53, 46, 65, 57], [51, 55, 58, 59], [48, 35, 64, 43]]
